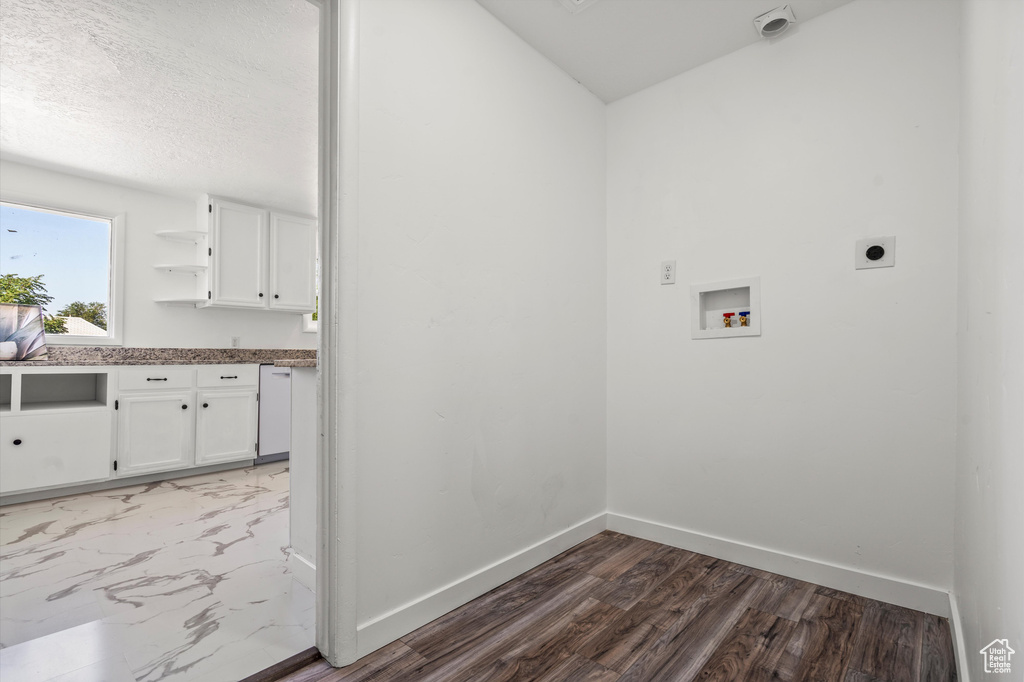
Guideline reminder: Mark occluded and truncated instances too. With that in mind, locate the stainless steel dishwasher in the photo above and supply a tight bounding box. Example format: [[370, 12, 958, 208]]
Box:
[[257, 364, 291, 463]]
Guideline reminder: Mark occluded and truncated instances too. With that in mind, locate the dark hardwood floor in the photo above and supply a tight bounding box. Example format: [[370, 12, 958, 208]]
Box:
[[263, 531, 957, 682]]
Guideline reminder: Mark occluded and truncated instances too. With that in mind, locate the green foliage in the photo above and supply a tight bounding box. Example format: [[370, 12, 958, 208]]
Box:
[[0, 273, 54, 306], [0, 274, 69, 335], [0, 275, 108, 335], [56, 301, 107, 331], [44, 316, 68, 335]]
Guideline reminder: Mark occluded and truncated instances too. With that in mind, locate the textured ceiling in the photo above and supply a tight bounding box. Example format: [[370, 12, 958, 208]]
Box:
[[0, 0, 319, 215], [475, 0, 857, 102]]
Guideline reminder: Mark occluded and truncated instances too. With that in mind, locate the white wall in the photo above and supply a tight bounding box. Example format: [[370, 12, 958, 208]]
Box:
[[606, 0, 959, 593], [353, 0, 606, 637], [955, 0, 1024, 677], [1, 160, 315, 349]]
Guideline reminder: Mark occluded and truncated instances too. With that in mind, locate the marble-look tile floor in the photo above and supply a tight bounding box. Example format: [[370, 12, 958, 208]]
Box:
[[0, 462, 314, 682]]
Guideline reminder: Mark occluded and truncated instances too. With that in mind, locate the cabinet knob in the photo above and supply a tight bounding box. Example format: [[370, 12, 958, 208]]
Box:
[[12, 439, 22, 445], [259, 293, 264, 298], [274, 294, 279, 299], [203, 403, 209, 408], [182, 404, 188, 410]]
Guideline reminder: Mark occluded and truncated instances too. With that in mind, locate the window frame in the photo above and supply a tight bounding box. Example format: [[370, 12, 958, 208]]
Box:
[[0, 196, 125, 346]]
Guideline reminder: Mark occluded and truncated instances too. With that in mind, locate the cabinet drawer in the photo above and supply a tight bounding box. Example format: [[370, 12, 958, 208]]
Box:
[[1, 413, 111, 494], [119, 368, 194, 391], [197, 364, 258, 388]]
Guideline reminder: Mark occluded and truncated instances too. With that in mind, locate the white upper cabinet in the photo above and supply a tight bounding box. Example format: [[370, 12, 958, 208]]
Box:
[[208, 198, 268, 308], [269, 212, 317, 312], [198, 195, 316, 313]]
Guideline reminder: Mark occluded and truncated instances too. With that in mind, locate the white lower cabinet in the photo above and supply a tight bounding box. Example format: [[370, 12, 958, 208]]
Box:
[[0, 364, 261, 499], [0, 412, 112, 494], [195, 388, 258, 465], [115, 364, 258, 477], [116, 391, 195, 477]]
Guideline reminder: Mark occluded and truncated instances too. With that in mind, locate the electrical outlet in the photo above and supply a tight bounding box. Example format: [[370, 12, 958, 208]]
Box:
[[661, 260, 676, 285], [230, 336, 241, 348], [855, 236, 895, 269]]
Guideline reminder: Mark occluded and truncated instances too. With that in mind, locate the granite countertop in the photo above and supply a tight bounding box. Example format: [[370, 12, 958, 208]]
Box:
[[273, 359, 317, 368], [0, 347, 317, 367]]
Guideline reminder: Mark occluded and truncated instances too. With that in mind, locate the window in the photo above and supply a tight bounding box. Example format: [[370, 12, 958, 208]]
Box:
[[0, 201, 123, 345]]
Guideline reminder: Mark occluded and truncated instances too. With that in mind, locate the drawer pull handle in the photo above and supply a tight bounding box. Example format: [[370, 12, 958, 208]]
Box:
[[13, 439, 22, 445], [220, 375, 238, 380], [147, 377, 168, 382], [182, 404, 188, 410], [203, 403, 209, 408]]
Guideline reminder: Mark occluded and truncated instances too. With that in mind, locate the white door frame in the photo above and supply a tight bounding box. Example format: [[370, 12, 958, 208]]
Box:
[[312, 0, 359, 666]]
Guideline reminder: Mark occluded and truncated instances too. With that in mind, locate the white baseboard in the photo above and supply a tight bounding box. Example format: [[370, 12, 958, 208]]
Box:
[[355, 512, 607, 657], [354, 511, 955, 661], [287, 551, 317, 593], [948, 592, 971, 682], [606, 512, 952, 618]]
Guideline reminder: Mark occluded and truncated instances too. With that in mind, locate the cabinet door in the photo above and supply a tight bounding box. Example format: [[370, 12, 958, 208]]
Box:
[[209, 198, 268, 308], [0, 412, 112, 494], [195, 389, 257, 466], [117, 392, 194, 476], [268, 212, 317, 312]]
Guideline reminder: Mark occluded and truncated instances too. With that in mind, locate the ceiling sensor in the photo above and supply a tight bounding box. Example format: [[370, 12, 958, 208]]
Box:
[[557, 0, 601, 15], [754, 5, 797, 39]]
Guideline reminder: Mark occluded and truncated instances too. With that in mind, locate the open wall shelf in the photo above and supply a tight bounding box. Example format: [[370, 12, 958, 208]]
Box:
[[153, 229, 208, 304], [154, 298, 207, 307], [154, 264, 207, 274], [155, 230, 207, 244]]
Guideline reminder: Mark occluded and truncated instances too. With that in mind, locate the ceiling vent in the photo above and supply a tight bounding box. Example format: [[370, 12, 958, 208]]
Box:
[[753, 5, 797, 39], [557, 0, 601, 15]]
